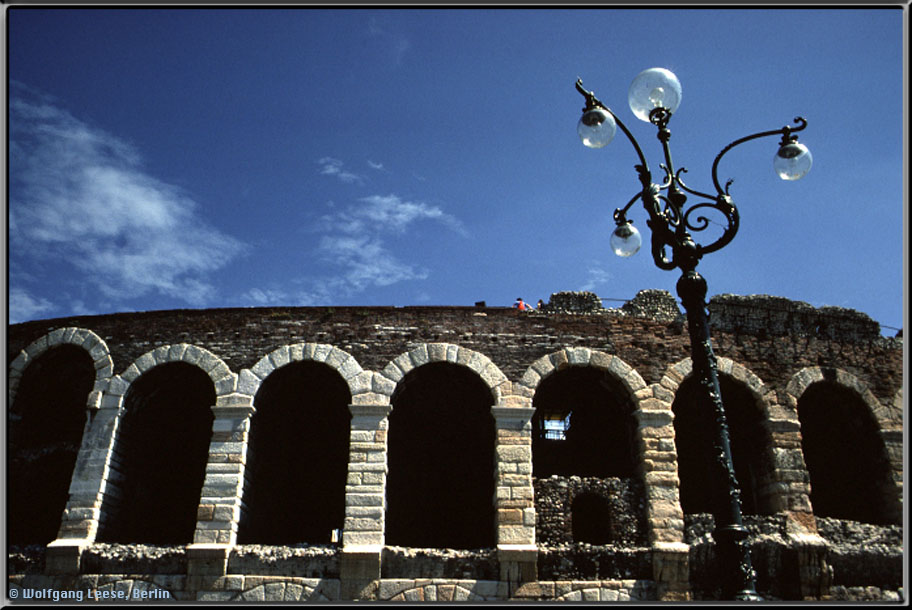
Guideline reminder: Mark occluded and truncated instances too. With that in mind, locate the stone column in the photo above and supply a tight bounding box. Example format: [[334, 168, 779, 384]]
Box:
[[880, 428, 903, 524], [340, 402, 392, 601], [187, 393, 255, 580], [763, 416, 822, 536], [491, 405, 537, 589], [765, 398, 830, 599], [46, 388, 117, 574], [787, 532, 832, 599], [634, 400, 691, 600]]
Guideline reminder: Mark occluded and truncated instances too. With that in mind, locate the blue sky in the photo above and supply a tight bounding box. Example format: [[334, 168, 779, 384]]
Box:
[[5, 7, 906, 335]]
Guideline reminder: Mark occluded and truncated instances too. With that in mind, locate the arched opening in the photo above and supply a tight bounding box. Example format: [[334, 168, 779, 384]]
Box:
[[798, 381, 895, 524], [532, 366, 637, 478], [98, 362, 214, 544], [673, 375, 768, 515], [571, 492, 613, 544], [8, 344, 94, 545], [238, 360, 352, 544], [386, 361, 496, 549]]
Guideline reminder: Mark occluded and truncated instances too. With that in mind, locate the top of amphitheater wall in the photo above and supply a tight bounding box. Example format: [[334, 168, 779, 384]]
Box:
[[6, 290, 901, 404], [7, 288, 894, 342]]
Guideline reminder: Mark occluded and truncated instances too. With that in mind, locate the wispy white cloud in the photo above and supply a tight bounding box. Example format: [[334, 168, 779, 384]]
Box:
[[367, 18, 411, 67], [8, 83, 246, 319], [317, 157, 365, 184], [307, 193, 465, 301], [240, 287, 293, 306], [8, 288, 56, 324], [367, 160, 384, 171], [580, 265, 614, 292], [239, 193, 462, 307], [322, 193, 466, 237], [320, 234, 428, 291]]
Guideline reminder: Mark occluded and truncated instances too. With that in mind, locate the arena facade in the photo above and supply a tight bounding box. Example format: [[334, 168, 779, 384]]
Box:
[[6, 290, 904, 601]]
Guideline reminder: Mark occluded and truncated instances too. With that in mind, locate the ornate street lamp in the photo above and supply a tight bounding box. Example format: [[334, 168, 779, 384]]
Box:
[[575, 68, 811, 601]]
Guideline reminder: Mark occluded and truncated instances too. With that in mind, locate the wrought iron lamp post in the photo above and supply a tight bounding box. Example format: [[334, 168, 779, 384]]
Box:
[[574, 68, 811, 601]]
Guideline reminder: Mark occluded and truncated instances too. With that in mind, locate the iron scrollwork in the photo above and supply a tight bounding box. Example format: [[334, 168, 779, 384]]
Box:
[[576, 80, 806, 273], [575, 78, 806, 601]]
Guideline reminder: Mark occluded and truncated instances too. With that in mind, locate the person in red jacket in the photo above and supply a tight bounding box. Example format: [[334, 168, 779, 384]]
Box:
[[514, 297, 528, 311]]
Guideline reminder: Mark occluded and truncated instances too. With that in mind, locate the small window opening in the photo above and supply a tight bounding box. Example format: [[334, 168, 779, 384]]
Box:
[[542, 411, 572, 440]]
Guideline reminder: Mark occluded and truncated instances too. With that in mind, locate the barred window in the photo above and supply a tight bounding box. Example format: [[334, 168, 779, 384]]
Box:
[[542, 411, 572, 440]]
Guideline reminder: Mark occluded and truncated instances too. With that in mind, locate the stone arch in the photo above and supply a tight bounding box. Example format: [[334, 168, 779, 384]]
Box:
[[520, 348, 650, 552], [518, 347, 647, 399], [8, 327, 114, 406], [784, 366, 896, 431], [231, 580, 332, 602], [522, 348, 646, 480], [553, 586, 635, 602], [238, 353, 353, 545], [238, 343, 366, 405], [379, 343, 508, 404], [380, 582, 491, 602], [663, 357, 781, 515], [97, 345, 227, 543], [786, 367, 900, 524], [7, 328, 110, 545], [383, 344, 501, 549], [103, 343, 236, 407], [658, 357, 775, 414]]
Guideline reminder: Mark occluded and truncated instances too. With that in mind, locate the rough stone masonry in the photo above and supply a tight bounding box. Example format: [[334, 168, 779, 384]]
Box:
[[6, 290, 904, 601]]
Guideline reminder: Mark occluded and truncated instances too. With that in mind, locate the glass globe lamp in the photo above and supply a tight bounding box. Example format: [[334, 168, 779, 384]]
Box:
[[610, 221, 642, 257], [628, 68, 682, 122], [774, 141, 812, 180], [578, 107, 616, 148]]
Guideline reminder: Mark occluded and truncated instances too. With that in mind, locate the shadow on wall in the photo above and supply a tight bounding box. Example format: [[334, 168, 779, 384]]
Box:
[[97, 362, 215, 544], [386, 362, 496, 550], [798, 381, 898, 525], [8, 344, 94, 546], [238, 361, 352, 545]]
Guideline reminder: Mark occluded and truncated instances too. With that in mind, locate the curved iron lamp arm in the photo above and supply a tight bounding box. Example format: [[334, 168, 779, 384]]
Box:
[[577, 81, 806, 272], [711, 117, 808, 195], [575, 79, 652, 189]]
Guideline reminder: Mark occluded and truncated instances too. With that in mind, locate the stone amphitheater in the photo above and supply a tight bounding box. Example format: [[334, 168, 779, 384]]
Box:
[[5, 290, 905, 602]]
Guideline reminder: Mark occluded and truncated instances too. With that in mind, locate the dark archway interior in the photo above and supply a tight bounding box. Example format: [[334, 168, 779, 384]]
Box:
[[532, 366, 636, 478], [673, 375, 766, 515], [798, 381, 894, 524], [238, 361, 352, 545], [386, 362, 496, 549], [9, 345, 94, 545], [99, 362, 214, 544], [571, 492, 613, 544]]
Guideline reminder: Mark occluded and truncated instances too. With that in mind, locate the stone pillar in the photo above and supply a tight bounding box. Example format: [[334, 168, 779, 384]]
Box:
[[634, 401, 691, 600], [787, 533, 831, 600], [47, 388, 119, 574], [491, 405, 537, 589], [880, 429, 904, 524], [187, 394, 255, 579], [764, 417, 818, 532], [652, 542, 692, 602], [340, 402, 392, 601]]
